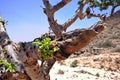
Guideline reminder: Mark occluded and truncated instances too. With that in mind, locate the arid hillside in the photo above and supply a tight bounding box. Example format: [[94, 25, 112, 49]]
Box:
[[78, 10, 120, 55], [50, 11, 120, 80], [50, 52, 120, 80]]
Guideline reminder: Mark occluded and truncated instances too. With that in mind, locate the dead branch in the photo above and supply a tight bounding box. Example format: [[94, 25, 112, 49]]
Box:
[[63, 10, 79, 31], [63, 0, 90, 31], [42, 0, 72, 38], [52, 0, 71, 12], [42, 0, 91, 37], [110, 5, 119, 16]]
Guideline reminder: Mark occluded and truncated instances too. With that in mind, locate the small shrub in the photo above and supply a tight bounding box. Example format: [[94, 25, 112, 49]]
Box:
[[70, 60, 78, 67], [79, 70, 87, 74], [100, 65, 104, 69], [96, 73, 100, 77], [57, 69, 64, 74], [110, 36, 119, 39], [75, 70, 93, 75], [58, 61, 65, 65], [96, 41, 116, 48]]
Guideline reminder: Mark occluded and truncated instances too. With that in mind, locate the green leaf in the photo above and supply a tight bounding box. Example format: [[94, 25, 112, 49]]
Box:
[[0, 58, 15, 72], [53, 47, 59, 52]]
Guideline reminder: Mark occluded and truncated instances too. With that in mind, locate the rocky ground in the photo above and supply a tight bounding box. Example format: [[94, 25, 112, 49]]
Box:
[[50, 52, 120, 80], [50, 11, 120, 80]]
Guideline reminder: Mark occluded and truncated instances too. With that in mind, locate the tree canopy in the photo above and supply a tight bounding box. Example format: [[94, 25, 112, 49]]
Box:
[[77, 0, 120, 21]]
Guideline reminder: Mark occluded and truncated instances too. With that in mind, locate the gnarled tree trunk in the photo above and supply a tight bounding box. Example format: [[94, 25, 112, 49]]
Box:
[[0, 17, 105, 80]]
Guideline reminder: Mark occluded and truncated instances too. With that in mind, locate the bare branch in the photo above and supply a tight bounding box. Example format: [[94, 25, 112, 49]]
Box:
[[53, 0, 71, 12], [77, 4, 86, 20], [42, 0, 52, 9], [42, 0, 90, 37], [87, 13, 105, 20], [110, 5, 119, 16], [62, 0, 90, 31], [77, 0, 90, 19], [42, 0, 63, 38], [63, 10, 79, 31]]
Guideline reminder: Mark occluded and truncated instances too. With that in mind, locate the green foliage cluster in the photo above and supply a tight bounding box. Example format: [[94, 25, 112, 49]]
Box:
[[0, 58, 15, 72], [32, 35, 59, 60], [78, 0, 120, 10]]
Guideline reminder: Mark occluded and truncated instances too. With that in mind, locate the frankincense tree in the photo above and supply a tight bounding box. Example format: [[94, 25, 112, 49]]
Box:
[[0, 0, 120, 80]]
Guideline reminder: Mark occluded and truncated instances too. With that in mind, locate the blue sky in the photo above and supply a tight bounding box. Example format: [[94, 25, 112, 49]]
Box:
[[0, 0, 117, 42]]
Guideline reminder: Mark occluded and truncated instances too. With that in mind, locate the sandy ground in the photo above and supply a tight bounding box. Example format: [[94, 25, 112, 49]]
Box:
[[50, 52, 120, 80]]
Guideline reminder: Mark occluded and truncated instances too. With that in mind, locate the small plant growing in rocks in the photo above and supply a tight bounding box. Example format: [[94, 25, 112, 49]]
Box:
[[57, 69, 64, 75], [75, 70, 94, 75], [96, 73, 100, 77], [70, 60, 78, 67], [96, 40, 116, 48]]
